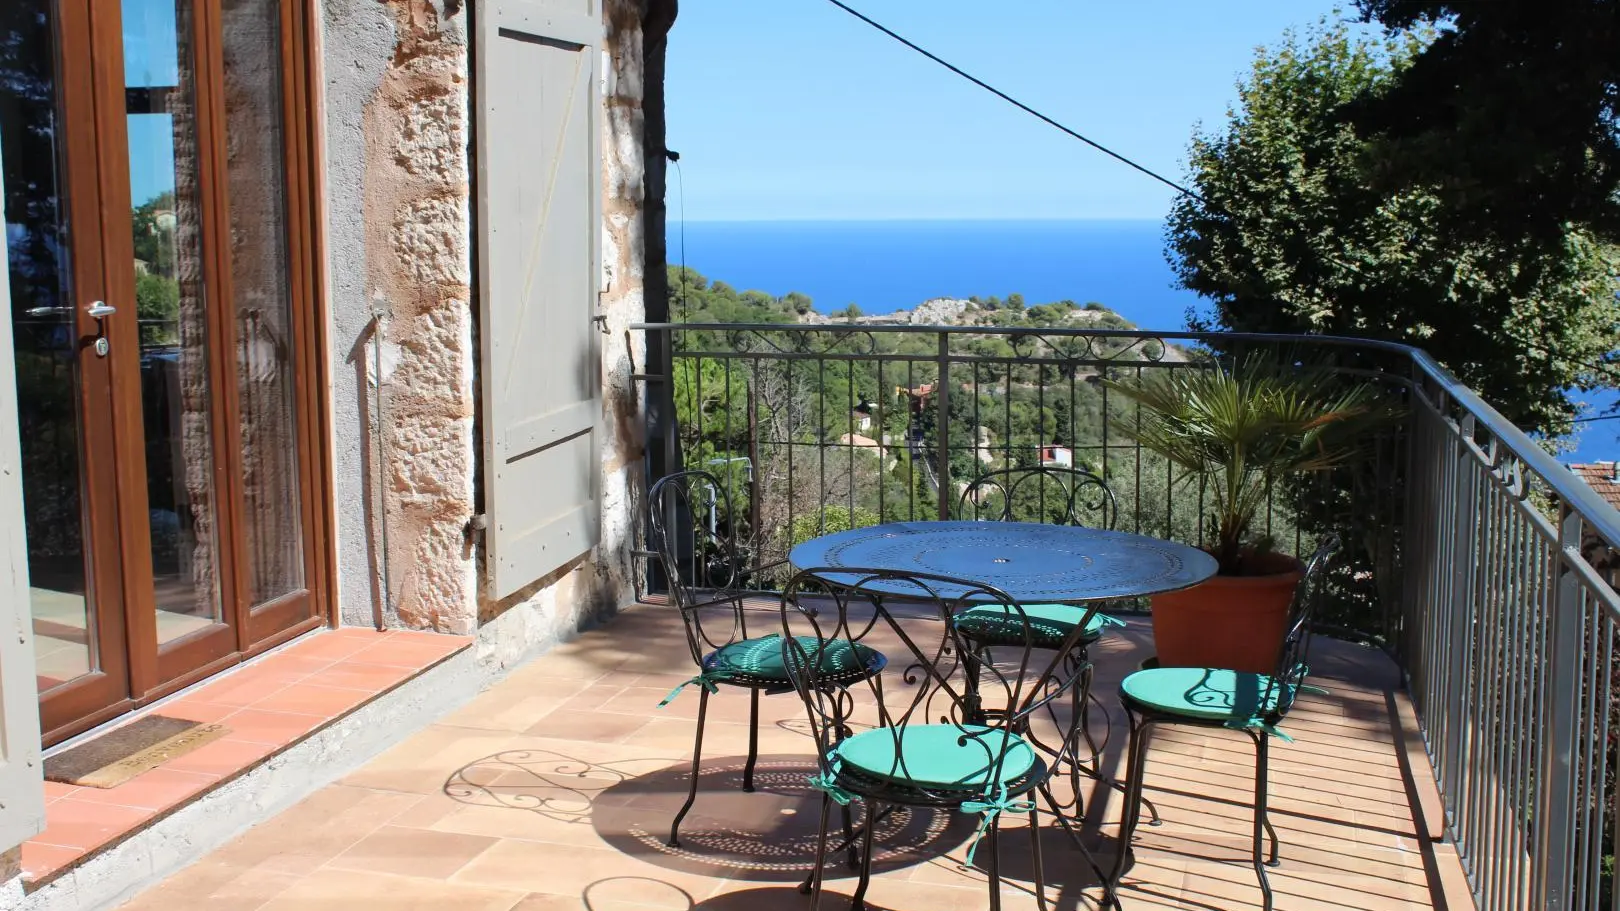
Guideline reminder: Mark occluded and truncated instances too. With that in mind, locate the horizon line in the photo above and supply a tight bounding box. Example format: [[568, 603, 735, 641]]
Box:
[[670, 216, 1170, 225]]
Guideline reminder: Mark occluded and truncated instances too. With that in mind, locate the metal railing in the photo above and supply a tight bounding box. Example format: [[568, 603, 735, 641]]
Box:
[[634, 321, 1620, 911]]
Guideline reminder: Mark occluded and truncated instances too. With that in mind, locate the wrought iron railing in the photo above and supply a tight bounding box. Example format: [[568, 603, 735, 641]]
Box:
[[633, 321, 1620, 911]]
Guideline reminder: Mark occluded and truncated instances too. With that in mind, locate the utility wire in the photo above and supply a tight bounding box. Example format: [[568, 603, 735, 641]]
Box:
[[820, 0, 1210, 208], [821, 0, 1620, 397]]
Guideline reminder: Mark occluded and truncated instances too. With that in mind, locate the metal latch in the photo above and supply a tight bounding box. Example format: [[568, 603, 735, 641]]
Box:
[[87, 300, 115, 357]]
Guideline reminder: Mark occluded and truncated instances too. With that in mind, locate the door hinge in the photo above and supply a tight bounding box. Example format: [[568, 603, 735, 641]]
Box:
[[465, 514, 489, 545]]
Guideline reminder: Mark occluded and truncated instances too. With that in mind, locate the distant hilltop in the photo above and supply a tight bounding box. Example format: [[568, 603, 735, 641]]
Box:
[[796, 295, 1139, 329], [667, 265, 1191, 361]]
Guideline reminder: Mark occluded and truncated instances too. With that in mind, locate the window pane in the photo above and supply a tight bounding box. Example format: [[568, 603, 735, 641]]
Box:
[[3, 0, 99, 687], [124, 0, 223, 643], [222, 0, 304, 605]]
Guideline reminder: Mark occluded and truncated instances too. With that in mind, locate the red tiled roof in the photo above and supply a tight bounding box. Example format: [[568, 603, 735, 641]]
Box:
[[1570, 463, 1620, 512]]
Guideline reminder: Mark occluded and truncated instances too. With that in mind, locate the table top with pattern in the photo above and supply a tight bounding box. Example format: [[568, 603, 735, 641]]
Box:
[[789, 520, 1218, 603]]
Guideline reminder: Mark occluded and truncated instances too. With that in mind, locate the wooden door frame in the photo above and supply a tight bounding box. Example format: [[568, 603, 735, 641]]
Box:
[[35, 0, 137, 743], [36, 0, 334, 745]]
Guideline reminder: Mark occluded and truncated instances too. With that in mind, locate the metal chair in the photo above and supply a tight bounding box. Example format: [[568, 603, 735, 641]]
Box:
[[958, 464, 1119, 529], [1102, 535, 1341, 911], [955, 466, 1133, 812], [781, 566, 1103, 911], [647, 470, 886, 848]]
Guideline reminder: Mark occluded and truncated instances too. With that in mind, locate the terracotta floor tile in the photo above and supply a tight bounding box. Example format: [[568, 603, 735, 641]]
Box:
[[115, 861, 302, 911], [187, 667, 304, 708], [258, 867, 527, 911], [327, 825, 500, 879], [158, 699, 238, 723], [450, 840, 723, 901], [227, 708, 327, 746], [340, 728, 552, 795], [523, 708, 651, 743], [250, 651, 339, 679], [286, 631, 386, 662], [251, 682, 372, 717], [312, 660, 415, 693], [106, 608, 1460, 911], [69, 768, 218, 810], [351, 635, 472, 669], [21, 842, 84, 881], [42, 780, 79, 801], [439, 682, 590, 734], [210, 786, 424, 874], [34, 798, 155, 850]]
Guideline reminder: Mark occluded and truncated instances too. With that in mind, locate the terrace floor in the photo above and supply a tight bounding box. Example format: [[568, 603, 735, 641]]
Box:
[[113, 604, 1463, 911]]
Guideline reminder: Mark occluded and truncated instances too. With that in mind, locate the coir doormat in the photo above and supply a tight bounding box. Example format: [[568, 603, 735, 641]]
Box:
[[45, 715, 230, 789]]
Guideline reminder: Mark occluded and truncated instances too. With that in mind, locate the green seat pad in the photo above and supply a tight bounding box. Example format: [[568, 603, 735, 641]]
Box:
[[1120, 667, 1290, 723], [833, 724, 1037, 791], [703, 635, 879, 684], [953, 602, 1116, 645]]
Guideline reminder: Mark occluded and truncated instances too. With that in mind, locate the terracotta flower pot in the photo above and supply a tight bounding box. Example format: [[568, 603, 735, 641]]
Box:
[[1149, 551, 1304, 674]]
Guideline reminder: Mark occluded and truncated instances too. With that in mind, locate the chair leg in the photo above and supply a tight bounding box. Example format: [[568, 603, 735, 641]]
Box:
[[986, 811, 1003, 911], [743, 688, 760, 793], [1253, 732, 1275, 910], [841, 802, 859, 869], [803, 793, 833, 909], [850, 800, 878, 911], [1029, 799, 1050, 911], [668, 686, 709, 847], [1103, 715, 1154, 909]]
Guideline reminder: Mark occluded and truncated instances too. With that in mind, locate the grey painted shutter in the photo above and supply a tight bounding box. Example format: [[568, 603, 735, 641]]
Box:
[[0, 158, 46, 853], [475, 0, 603, 599]]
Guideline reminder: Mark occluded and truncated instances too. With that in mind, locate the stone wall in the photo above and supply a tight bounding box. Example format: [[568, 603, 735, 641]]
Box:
[[323, 0, 669, 641]]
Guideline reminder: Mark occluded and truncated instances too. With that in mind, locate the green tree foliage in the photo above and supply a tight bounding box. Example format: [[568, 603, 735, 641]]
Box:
[[785, 505, 879, 550], [663, 267, 1255, 583], [1169, 20, 1620, 436], [1351, 0, 1620, 245], [135, 272, 179, 345], [131, 191, 177, 276]]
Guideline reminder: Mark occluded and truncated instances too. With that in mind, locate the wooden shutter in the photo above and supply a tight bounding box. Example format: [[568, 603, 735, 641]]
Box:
[[475, 0, 604, 599], [0, 161, 47, 853]]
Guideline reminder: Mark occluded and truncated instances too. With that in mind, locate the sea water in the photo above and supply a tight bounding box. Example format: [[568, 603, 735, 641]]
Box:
[[671, 218, 1618, 461]]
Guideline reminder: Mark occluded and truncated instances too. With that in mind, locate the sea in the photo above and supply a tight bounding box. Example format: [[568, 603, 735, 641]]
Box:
[[672, 219, 1620, 464]]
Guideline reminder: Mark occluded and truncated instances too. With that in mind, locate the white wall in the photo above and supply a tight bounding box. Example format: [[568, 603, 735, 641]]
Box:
[[0, 154, 48, 866]]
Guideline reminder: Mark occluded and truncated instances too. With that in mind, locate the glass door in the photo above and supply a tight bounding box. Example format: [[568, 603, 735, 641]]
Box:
[[3, 0, 135, 739], [117, 0, 237, 685], [3, 0, 326, 743]]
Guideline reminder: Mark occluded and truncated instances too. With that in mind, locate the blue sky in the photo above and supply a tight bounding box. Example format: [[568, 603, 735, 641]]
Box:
[[123, 0, 180, 206], [666, 1, 1366, 222]]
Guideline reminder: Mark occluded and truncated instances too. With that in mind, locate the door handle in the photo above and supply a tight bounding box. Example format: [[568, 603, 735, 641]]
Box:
[[86, 300, 114, 356]]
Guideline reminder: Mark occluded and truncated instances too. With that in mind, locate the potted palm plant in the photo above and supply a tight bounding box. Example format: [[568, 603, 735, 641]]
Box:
[[1103, 357, 1393, 673]]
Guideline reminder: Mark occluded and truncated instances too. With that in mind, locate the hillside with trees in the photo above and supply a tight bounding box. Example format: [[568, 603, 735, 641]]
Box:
[[665, 266, 1312, 607]]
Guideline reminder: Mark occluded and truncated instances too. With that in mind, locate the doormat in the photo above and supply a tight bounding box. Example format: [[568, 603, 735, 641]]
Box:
[[45, 716, 230, 789]]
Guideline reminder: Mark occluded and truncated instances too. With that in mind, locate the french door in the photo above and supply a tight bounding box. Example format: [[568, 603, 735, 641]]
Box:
[[2, 0, 328, 743]]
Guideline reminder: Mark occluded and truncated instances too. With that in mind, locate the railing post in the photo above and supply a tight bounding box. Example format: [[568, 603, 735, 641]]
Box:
[[1442, 413, 1476, 841], [1534, 509, 1583, 911], [936, 331, 951, 521]]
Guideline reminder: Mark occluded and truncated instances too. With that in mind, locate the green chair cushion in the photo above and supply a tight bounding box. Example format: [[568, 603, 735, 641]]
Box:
[[703, 635, 880, 684], [953, 602, 1116, 645], [1120, 666, 1290, 723], [833, 724, 1037, 791]]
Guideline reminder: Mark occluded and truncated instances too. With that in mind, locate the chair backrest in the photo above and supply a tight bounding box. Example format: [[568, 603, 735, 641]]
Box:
[[1259, 535, 1341, 723], [647, 469, 757, 665], [779, 567, 1091, 801], [958, 465, 1118, 530]]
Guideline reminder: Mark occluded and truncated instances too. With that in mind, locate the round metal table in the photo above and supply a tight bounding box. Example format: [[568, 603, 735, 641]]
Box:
[[789, 520, 1217, 848], [788, 520, 1218, 604]]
